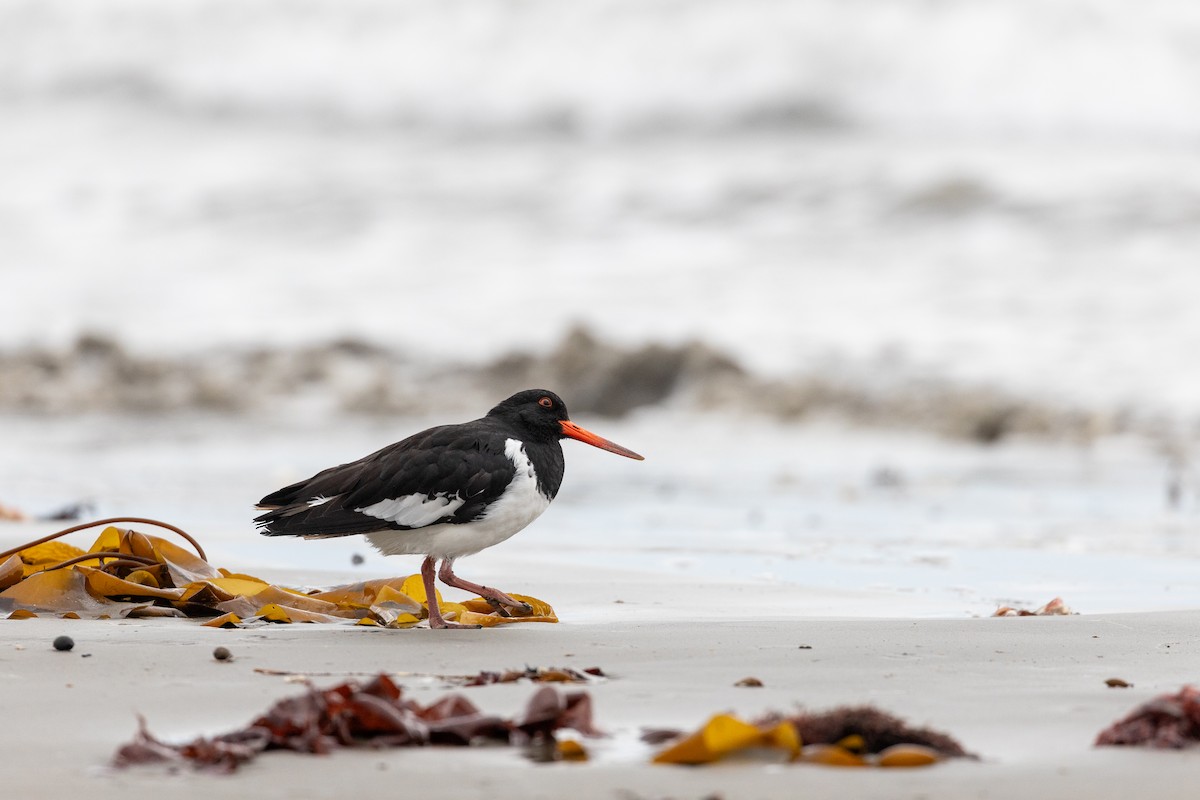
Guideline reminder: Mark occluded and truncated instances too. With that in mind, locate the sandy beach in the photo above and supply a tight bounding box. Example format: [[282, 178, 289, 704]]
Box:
[[2, 397, 1197, 800], [4, 542, 1199, 800], [6, 2, 1200, 797]]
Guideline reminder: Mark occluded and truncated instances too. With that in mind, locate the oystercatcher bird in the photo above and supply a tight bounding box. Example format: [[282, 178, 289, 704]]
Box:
[[255, 389, 643, 628]]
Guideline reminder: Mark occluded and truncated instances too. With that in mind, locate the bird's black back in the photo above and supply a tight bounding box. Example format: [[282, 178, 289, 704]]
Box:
[[254, 416, 565, 538]]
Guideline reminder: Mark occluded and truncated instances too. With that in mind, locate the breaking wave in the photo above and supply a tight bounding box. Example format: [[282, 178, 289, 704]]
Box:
[[0, 327, 1177, 447], [3, 0, 1200, 143]]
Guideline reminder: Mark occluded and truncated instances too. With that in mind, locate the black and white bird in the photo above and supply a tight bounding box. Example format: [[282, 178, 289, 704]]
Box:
[[255, 389, 644, 628]]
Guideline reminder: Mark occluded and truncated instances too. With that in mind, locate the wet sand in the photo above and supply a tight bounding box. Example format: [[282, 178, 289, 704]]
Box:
[[2, 552, 1198, 800]]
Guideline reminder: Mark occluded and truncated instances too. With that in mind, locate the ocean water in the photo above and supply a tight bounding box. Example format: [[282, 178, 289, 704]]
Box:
[[2, 410, 1197, 617], [3, 0, 1200, 420], [2, 1, 1200, 615]]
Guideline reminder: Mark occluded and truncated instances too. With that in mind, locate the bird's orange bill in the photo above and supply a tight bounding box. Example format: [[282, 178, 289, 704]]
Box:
[[559, 420, 645, 460]]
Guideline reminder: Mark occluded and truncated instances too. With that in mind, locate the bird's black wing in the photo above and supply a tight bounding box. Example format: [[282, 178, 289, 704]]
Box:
[[254, 422, 517, 538]]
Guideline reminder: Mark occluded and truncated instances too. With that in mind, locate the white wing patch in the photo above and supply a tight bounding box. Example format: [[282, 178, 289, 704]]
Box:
[[357, 493, 466, 528]]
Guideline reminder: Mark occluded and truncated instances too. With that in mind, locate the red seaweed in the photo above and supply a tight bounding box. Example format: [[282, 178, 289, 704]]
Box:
[[1096, 685, 1200, 749], [114, 674, 597, 772]]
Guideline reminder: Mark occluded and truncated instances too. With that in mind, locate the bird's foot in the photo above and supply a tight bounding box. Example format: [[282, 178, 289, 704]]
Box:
[[484, 593, 533, 616], [428, 616, 482, 630], [486, 597, 513, 617], [436, 560, 534, 615]]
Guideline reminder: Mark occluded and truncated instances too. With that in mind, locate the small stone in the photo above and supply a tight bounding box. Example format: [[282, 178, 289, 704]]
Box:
[[213, 646, 232, 661], [735, 676, 764, 687], [351, 553, 365, 566], [53, 635, 74, 652]]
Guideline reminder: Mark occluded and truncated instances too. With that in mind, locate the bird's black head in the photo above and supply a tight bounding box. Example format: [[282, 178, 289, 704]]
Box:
[[487, 389, 644, 460], [488, 389, 570, 440]]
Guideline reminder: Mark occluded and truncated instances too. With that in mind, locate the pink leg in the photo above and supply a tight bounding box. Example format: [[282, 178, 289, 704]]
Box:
[[438, 559, 533, 614], [421, 556, 480, 629]]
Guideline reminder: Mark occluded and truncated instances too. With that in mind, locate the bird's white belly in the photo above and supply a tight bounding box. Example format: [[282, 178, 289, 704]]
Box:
[[365, 438, 550, 560]]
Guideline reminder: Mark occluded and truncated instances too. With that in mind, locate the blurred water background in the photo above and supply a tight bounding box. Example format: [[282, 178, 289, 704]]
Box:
[[2, 0, 1200, 615]]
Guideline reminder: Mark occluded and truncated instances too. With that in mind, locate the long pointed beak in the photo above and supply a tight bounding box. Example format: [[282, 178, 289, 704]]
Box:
[[559, 420, 645, 460]]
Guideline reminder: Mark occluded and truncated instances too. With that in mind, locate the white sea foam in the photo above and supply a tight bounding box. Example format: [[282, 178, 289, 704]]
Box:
[[2, 0, 1200, 422]]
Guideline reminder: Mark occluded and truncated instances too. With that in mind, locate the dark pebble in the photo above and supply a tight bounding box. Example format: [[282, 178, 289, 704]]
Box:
[[351, 553, 365, 566], [213, 646, 232, 661], [53, 635, 74, 652]]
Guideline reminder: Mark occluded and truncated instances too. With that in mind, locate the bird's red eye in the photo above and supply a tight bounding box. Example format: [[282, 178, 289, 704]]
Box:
[[538, 396, 553, 408]]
